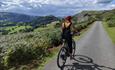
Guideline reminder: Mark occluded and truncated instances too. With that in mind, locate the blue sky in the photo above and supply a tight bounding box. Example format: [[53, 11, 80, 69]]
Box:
[[0, 0, 115, 16]]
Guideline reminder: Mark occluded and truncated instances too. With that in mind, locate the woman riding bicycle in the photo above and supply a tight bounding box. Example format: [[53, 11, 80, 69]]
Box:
[[61, 16, 77, 57]]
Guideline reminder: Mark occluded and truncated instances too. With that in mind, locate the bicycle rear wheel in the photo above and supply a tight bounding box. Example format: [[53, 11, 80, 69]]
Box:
[[57, 47, 67, 68]]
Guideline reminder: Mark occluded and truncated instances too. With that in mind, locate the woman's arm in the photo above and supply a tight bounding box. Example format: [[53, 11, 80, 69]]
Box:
[[71, 23, 80, 36], [61, 23, 64, 32], [71, 23, 77, 32]]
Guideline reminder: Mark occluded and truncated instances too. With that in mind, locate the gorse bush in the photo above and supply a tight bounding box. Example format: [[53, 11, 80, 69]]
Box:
[[47, 29, 61, 47], [3, 43, 47, 67], [102, 11, 115, 27], [75, 18, 95, 32], [107, 16, 115, 27], [0, 28, 61, 69], [107, 20, 115, 27]]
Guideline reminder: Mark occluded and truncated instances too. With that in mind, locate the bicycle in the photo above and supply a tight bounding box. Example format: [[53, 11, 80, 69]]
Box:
[[57, 33, 76, 68]]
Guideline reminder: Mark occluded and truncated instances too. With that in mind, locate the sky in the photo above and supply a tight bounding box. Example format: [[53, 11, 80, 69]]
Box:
[[0, 0, 115, 16]]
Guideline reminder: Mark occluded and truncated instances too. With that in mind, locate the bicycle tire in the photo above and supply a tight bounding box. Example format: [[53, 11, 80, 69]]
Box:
[[57, 47, 67, 68]]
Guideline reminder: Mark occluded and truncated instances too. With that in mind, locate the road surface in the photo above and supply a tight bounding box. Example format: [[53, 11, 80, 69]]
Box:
[[44, 21, 115, 70]]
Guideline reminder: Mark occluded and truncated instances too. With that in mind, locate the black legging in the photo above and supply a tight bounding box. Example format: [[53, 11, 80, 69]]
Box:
[[62, 34, 72, 54]]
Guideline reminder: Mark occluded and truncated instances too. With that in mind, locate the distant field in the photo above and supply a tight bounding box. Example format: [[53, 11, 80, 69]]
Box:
[[0, 26, 32, 34], [103, 22, 115, 44], [34, 23, 55, 32]]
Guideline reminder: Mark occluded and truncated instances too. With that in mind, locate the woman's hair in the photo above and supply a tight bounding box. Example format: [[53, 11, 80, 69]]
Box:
[[65, 16, 72, 22]]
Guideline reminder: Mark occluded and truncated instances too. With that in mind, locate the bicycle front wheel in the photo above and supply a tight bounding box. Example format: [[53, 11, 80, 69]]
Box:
[[57, 47, 67, 68]]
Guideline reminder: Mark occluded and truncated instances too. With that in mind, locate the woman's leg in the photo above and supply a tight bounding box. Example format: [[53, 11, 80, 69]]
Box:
[[66, 36, 72, 54]]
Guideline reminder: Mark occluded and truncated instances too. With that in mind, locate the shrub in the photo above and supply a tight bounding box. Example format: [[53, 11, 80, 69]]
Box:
[[0, 27, 62, 69], [2, 39, 50, 67], [48, 29, 61, 47], [54, 22, 61, 28], [107, 20, 115, 27], [76, 24, 83, 31]]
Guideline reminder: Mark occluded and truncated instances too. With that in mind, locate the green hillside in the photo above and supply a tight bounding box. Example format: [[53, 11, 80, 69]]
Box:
[[0, 14, 59, 35]]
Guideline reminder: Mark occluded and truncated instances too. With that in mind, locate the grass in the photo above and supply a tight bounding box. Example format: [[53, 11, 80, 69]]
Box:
[[34, 27, 53, 32], [103, 22, 115, 44], [8, 26, 32, 34], [34, 23, 55, 32], [1, 26, 32, 33]]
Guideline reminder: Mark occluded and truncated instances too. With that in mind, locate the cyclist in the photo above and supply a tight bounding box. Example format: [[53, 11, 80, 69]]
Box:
[[61, 16, 77, 57]]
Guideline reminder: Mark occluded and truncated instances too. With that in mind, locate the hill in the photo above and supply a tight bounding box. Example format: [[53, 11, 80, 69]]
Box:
[[0, 9, 115, 35], [0, 12, 59, 34], [0, 12, 59, 27], [0, 12, 36, 22], [74, 9, 115, 21]]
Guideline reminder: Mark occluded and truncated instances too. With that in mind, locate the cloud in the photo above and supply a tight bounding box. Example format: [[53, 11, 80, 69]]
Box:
[[93, 0, 112, 4], [0, 0, 115, 16]]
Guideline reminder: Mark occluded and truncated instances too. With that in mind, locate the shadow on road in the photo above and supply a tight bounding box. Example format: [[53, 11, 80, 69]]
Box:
[[59, 55, 115, 70]]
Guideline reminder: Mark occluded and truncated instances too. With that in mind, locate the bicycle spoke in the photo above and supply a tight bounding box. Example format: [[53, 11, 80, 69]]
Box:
[[57, 47, 67, 68]]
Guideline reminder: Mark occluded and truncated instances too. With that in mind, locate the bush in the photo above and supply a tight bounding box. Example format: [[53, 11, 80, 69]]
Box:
[[107, 16, 115, 27], [0, 28, 62, 69], [54, 22, 61, 28], [75, 23, 85, 31], [48, 29, 61, 47], [107, 20, 115, 27], [1, 37, 51, 68]]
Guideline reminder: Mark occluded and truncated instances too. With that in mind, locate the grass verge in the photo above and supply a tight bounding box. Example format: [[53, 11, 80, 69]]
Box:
[[37, 47, 60, 70], [103, 22, 115, 44]]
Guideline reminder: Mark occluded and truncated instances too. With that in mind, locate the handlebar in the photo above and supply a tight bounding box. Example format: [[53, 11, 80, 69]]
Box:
[[71, 31, 80, 36]]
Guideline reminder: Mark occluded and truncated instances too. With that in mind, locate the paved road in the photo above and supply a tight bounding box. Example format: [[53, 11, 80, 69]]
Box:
[[44, 21, 115, 70]]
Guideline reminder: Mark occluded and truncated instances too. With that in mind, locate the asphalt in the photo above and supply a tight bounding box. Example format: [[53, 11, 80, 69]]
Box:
[[44, 21, 115, 70]]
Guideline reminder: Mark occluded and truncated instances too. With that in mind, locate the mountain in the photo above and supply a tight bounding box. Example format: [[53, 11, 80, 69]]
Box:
[[0, 12, 59, 27], [0, 12, 60, 35], [0, 12, 36, 22], [30, 15, 60, 27]]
